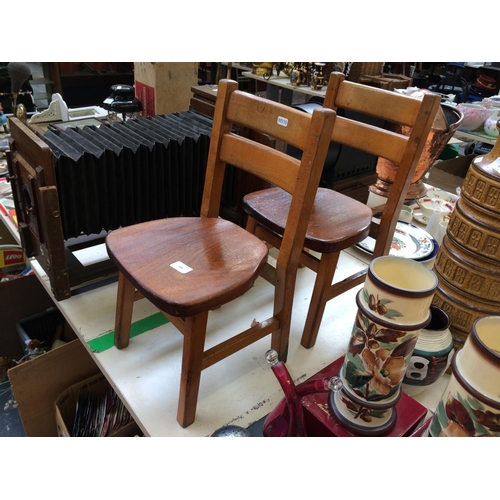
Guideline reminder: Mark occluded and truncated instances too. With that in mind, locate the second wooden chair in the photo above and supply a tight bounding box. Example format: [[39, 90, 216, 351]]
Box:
[[243, 72, 442, 350]]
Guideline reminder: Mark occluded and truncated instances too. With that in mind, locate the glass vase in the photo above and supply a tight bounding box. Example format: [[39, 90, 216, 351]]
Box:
[[263, 349, 342, 437]]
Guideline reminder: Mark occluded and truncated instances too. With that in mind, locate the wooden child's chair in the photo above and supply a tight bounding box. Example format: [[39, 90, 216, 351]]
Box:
[[243, 72, 441, 350], [105, 79, 337, 427]]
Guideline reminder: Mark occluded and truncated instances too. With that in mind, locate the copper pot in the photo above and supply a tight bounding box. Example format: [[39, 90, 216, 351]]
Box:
[[371, 100, 464, 200]]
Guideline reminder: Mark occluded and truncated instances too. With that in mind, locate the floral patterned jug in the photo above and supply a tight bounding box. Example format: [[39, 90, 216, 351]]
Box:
[[427, 315, 500, 437], [329, 256, 438, 436]]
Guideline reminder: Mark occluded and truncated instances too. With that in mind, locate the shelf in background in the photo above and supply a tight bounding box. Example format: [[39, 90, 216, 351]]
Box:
[[454, 129, 497, 146]]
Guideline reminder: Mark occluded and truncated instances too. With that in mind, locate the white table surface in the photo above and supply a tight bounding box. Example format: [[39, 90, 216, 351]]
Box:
[[3, 169, 453, 437], [30, 251, 366, 436], [27, 198, 450, 437]]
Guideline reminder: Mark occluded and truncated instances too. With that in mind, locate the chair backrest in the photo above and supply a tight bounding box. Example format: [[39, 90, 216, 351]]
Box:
[[202, 79, 337, 276], [323, 72, 442, 257]]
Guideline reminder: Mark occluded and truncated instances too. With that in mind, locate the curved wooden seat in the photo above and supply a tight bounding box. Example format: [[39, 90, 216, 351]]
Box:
[[244, 187, 372, 253], [106, 217, 268, 318]]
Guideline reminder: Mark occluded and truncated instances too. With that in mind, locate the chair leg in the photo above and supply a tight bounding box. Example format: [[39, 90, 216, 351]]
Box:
[[271, 260, 299, 363], [177, 310, 209, 428], [271, 325, 289, 362], [114, 271, 136, 349], [245, 215, 258, 234], [301, 251, 340, 349]]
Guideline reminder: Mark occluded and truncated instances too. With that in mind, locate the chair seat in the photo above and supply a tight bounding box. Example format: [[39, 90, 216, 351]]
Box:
[[243, 187, 373, 253], [106, 217, 269, 318]]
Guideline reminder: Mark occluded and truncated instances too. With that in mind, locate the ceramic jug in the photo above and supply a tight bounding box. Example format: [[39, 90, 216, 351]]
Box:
[[329, 256, 438, 436], [425, 200, 446, 242], [402, 305, 454, 396], [484, 109, 500, 138]]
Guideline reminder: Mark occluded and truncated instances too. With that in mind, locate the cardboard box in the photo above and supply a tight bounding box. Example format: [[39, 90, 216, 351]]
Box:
[[425, 154, 476, 194], [55, 373, 141, 437], [16, 307, 74, 355], [1, 216, 55, 359], [8, 339, 101, 436], [134, 62, 198, 117]]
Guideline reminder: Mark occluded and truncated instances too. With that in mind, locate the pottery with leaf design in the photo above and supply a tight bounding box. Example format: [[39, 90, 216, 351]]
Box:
[[361, 256, 438, 326], [330, 256, 438, 436], [427, 315, 500, 437]]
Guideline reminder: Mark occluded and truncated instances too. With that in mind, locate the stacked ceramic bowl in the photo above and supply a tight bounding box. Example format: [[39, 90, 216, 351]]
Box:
[[456, 103, 491, 132], [432, 153, 500, 348]]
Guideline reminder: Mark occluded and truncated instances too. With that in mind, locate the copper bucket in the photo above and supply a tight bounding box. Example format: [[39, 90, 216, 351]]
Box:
[[371, 98, 464, 200]]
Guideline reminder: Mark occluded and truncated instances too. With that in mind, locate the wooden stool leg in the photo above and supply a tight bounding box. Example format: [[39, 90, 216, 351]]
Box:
[[301, 252, 340, 349], [114, 271, 136, 349], [177, 311, 209, 428]]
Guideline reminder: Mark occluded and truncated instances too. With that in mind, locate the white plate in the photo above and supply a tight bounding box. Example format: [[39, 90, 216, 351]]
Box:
[[356, 221, 435, 260], [422, 188, 458, 206], [413, 211, 429, 225]]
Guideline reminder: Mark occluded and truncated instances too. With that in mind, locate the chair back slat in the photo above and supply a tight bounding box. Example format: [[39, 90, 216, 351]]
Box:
[[226, 90, 314, 150], [220, 134, 300, 194], [331, 117, 408, 163], [329, 79, 422, 127]]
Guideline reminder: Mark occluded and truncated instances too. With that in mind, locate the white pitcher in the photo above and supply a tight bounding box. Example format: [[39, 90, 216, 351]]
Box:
[[425, 199, 446, 242]]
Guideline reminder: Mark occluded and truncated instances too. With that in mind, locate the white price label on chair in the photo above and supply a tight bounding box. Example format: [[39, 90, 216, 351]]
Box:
[[170, 261, 193, 274], [277, 116, 288, 127]]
